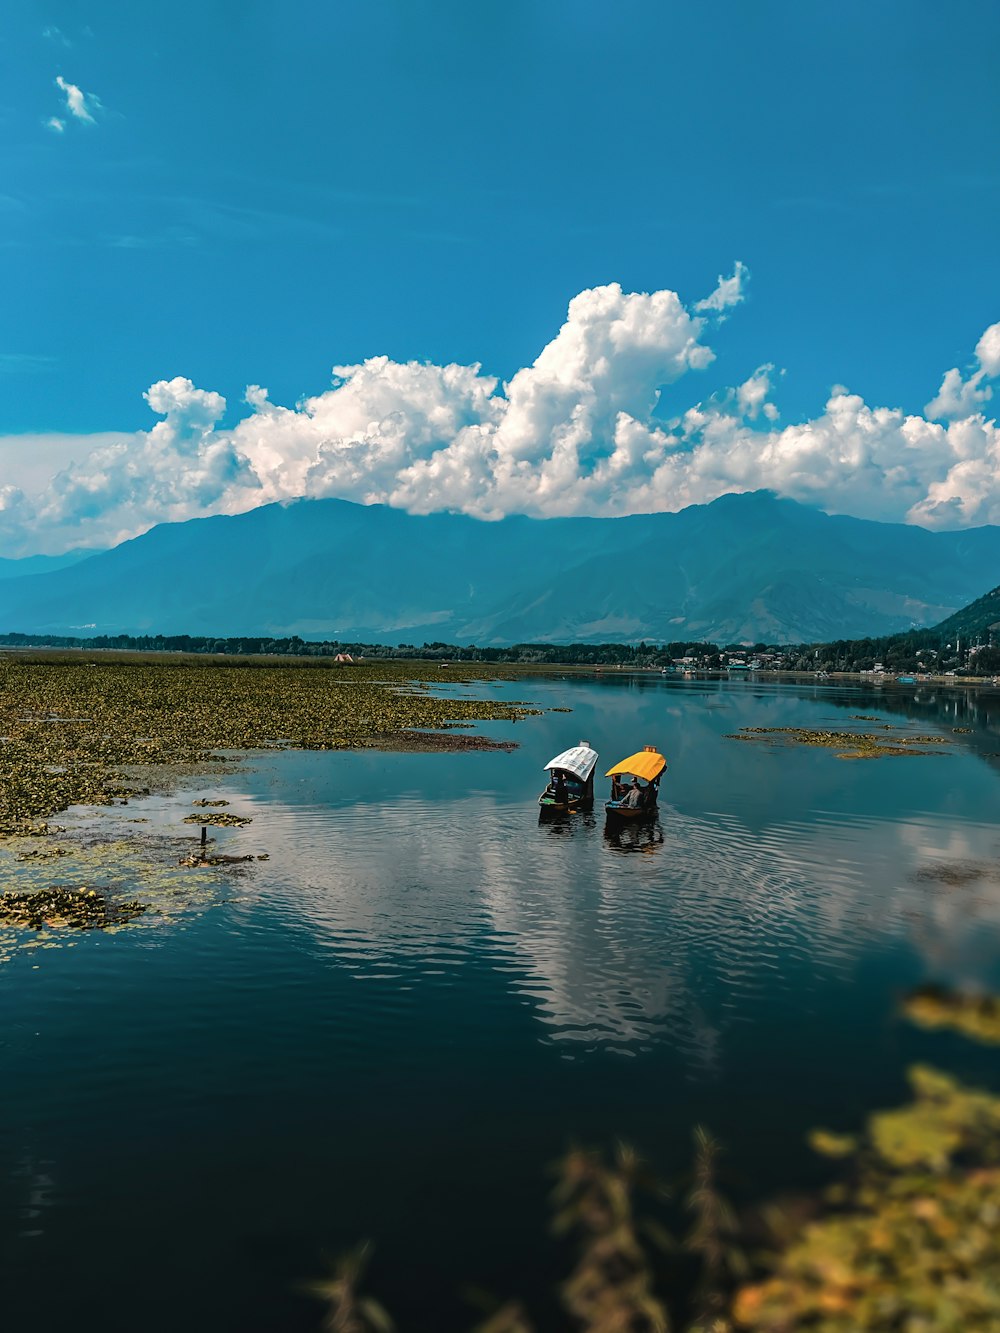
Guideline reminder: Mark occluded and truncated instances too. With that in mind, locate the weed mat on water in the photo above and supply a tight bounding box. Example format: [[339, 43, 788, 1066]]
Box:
[[726, 724, 952, 759], [0, 658, 537, 963], [0, 826, 248, 965]]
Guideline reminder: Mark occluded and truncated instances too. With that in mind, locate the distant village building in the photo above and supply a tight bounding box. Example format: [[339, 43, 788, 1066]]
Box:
[[333, 653, 354, 663]]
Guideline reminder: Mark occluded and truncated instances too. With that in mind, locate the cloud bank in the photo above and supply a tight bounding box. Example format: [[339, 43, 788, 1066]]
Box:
[[2, 265, 1000, 556]]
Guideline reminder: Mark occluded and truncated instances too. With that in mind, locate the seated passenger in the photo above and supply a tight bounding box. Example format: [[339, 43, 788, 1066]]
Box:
[[623, 778, 643, 808]]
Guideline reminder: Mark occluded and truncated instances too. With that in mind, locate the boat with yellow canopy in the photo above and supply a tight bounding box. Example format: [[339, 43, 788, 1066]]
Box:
[[604, 745, 666, 820]]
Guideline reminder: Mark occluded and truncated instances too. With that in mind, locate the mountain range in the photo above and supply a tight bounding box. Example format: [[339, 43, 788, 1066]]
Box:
[[1, 492, 999, 645]]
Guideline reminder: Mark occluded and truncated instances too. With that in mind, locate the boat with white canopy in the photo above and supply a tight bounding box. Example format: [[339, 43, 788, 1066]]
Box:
[[538, 741, 599, 814]]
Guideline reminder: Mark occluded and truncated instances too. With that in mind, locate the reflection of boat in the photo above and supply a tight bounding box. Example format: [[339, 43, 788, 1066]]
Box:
[[604, 816, 665, 853], [604, 746, 666, 821], [538, 741, 599, 815]]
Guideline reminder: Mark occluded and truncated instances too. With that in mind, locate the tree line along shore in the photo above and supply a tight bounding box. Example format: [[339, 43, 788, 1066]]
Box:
[[2, 629, 1000, 677]]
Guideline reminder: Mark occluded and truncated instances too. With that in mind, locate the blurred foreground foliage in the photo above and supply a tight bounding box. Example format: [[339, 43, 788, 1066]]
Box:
[[314, 992, 1000, 1332], [902, 985, 1000, 1046], [739, 1062, 1000, 1330]]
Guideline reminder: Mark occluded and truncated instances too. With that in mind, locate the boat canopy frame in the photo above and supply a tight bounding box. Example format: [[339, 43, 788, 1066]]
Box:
[[542, 743, 599, 783], [604, 747, 666, 782]]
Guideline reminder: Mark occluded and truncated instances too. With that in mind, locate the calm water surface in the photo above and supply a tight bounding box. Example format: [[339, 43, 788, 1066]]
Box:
[[3, 675, 1000, 1330]]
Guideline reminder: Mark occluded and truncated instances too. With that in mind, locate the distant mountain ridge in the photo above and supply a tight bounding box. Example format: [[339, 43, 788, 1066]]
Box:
[[1, 492, 999, 645], [0, 548, 101, 582]]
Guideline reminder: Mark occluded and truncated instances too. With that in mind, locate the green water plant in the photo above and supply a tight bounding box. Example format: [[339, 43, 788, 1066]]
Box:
[[0, 658, 538, 839], [0, 886, 146, 930], [726, 726, 950, 759], [182, 812, 253, 827]]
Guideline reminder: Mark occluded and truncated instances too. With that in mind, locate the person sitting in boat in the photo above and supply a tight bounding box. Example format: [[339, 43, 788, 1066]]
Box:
[[623, 777, 643, 808], [546, 771, 568, 803]]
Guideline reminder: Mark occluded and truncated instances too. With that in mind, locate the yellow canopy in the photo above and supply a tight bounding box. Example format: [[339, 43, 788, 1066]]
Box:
[[605, 748, 666, 781]]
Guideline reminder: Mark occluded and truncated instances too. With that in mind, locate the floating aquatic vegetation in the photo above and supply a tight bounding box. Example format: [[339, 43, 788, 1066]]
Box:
[[0, 658, 537, 840], [182, 812, 252, 827], [177, 852, 259, 867], [911, 861, 993, 887], [0, 828, 251, 965], [0, 886, 146, 931], [360, 731, 516, 752], [0, 658, 535, 959], [903, 985, 1000, 1044], [726, 726, 950, 759]]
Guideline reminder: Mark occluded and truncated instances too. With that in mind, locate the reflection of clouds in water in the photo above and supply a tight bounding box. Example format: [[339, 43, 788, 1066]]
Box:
[[241, 791, 1000, 1063], [13, 1157, 56, 1240], [894, 819, 1000, 981]]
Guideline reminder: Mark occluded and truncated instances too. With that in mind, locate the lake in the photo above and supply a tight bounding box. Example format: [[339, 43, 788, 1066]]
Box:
[[3, 673, 1000, 1331]]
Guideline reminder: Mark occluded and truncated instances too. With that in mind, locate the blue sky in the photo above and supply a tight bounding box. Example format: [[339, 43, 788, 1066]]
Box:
[[1, 1, 999, 554]]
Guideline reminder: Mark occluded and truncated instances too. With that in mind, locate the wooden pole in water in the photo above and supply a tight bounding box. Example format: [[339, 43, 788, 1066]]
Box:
[[201, 825, 207, 851]]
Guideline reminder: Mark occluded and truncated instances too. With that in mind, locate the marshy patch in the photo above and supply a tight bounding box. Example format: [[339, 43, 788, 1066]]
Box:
[[359, 731, 517, 752], [182, 812, 252, 828], [0, 826, 256, 964], [178, 851, 261, 867], [726, 726, 951, 759], [0, 886, 146, 931], [0, 659, 535, 864], [910, 861, 997, 888], [15, 846, 69, 862]]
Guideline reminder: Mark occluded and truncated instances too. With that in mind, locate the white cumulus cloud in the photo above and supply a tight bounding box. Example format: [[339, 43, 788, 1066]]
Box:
[[694, 260, 748, 314], [55, 74, 98, 124], [925, 322, 1000, 422], [2, 266, 1000, 557]]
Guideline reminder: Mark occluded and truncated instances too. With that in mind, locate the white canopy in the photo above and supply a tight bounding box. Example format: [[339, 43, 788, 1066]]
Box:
[[543, 743, 599, 781]]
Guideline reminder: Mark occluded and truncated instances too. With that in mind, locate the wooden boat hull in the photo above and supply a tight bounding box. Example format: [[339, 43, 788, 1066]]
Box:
[[539, 793, 593, 814], [604, 799, 658, 821]]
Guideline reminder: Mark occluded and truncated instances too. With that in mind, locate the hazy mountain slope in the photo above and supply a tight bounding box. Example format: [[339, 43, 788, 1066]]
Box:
[[1, 492, 999, 644], [0, 549, 100, 581], [933, 584, 1000, 643]]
